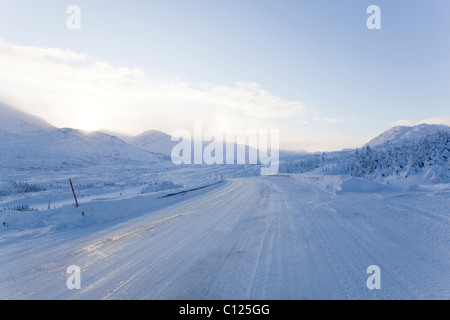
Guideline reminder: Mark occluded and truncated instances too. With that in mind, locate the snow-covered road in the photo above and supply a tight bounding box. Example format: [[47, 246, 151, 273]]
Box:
[[0, 176, 448, 299]]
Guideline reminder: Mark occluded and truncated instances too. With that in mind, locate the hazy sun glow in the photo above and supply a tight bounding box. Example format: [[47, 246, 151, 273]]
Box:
[[73, 111, 102, 132]]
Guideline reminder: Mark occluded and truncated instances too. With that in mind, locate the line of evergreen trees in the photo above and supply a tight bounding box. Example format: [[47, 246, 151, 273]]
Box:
[[279, 131, 450, 181]]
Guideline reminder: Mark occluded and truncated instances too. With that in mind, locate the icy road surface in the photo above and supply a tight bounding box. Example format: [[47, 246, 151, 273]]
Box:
[[0, 176, 449, 299]]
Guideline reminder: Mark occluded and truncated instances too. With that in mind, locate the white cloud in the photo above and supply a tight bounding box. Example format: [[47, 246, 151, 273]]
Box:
[[391, 119, 420, 127], [392, 117, 450, 127], [421, 116, 450, 126], [0, 38, 354, 151], [0, 38, 313, 135], [0, 39, 88, 63]]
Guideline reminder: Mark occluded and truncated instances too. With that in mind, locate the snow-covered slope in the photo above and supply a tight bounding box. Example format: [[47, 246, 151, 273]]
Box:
[[0, 103, 54, 135], [126, 130, 177, 155], [366, 123, 450, 147], [1, 129, 161, 169], [0, 104, 162, 169], [127, 129, 265, 165]]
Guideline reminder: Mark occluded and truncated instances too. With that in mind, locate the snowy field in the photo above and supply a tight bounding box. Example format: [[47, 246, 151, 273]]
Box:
[[0, 172, 449, 299]]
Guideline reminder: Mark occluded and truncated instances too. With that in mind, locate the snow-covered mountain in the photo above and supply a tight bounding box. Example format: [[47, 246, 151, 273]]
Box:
[[0, 103, 53, 135], [0, 104, 162, 169], [280, 123, 449, 183], [366, 123, 450, 147], [126, 130, 177, 155], [0, 104, 268, 170], [0, 128, 163, 169], [127, 129, 267, 165]]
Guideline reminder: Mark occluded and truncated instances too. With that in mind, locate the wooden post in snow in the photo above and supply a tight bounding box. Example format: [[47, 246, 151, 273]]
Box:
[[69, 179, 79, 207]]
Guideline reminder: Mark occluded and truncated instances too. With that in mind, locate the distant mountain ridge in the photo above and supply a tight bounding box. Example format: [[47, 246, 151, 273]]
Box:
[[366, 123, 450, 148], [0, 103, 161, 169], [0, 103, 54, 134], [125, 130, 177, 155], [2, 102, 449, 169], [0, 104, 263, 168]]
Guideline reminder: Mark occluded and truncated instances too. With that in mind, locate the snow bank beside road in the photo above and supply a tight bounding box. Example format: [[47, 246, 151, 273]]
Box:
[[336, 177, 382, 194], [0, 208, 56, 230], [52, 195, 161, 230], [290, 173, 383, 194], [0, 181, 227, 231], [291, 171, 450, 195]]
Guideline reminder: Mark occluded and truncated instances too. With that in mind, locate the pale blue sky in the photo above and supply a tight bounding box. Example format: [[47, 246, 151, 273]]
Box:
[[0, 0, 448, 151]]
